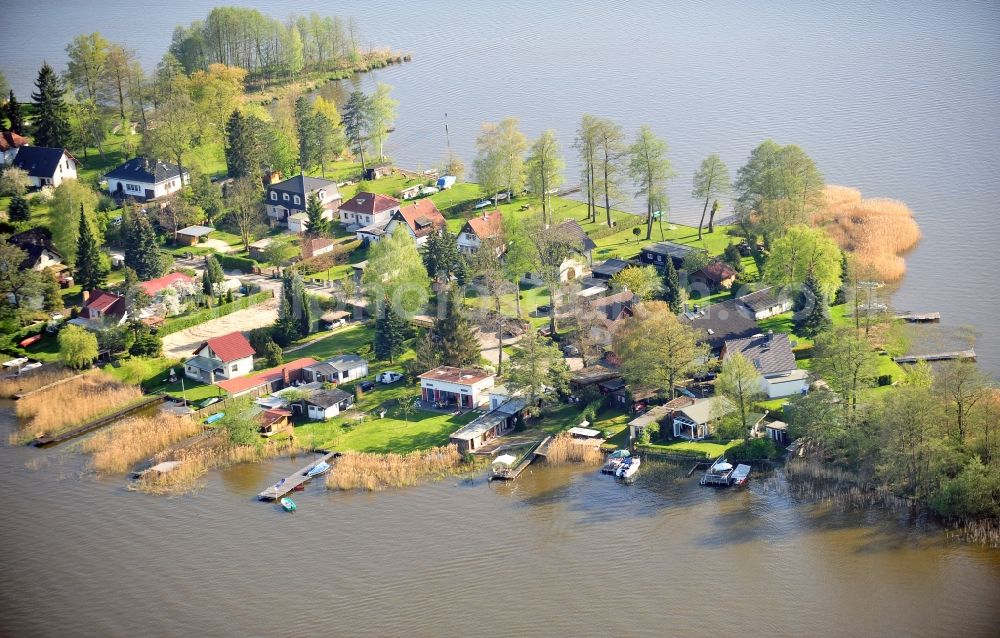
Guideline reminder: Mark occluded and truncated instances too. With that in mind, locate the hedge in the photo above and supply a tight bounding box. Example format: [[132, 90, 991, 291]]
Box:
[[587, 214, 645, 240], [158, 291, 273, 336], [218, 253, 258, 273]]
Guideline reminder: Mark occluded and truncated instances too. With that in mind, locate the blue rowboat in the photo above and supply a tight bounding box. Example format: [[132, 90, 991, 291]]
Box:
[[204, 412, 225, 424]]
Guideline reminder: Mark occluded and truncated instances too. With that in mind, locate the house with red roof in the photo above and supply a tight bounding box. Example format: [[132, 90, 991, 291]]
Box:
[[184, 331, 256, 384], [69, 290, 128, 330], [140, 272, 194, 297], [338, 191, 400, 230], [457, 210, 503, 255], [386, 199, 446, 246], [690, 260, 738, 291], [214, 357, 317, 397]]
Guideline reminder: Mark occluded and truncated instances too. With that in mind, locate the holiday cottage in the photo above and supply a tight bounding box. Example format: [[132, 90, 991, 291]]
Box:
[[419, 366, 496, 409], [185, 331, 256, 384]]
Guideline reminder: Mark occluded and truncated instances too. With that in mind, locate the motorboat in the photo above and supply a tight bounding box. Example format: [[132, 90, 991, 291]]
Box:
[[305, 460, 331, 478], [602, 449, 630, 474], [730, 464, 751, 486], [616, 457, 641, 479], [204, 412, 225, 424]]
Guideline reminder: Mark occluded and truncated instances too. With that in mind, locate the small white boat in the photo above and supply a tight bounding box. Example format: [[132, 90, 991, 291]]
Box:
[[730, 464, 751, 486], [305, 460, 331, 478], [616, 457, 641, 479]]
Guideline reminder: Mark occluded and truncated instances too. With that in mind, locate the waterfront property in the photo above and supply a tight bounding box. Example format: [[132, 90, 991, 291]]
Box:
[[449, 396, 526, 453], [680, 299, 760, 355], [668, 396, 733, 440], [570, 365, 622, 392], [689, 260, 738, 291], [184, 331, 255, 384], [338, 191, 400, 230], [69, 290, 127, 330], [721, 331, 809, 398], [638, 241, 704, 270], [735, 286, 793, 320], [457, 210, 502, 255], [418, 366, 495, 408], [265, 174, 341, 230], [216, 357, 318, 398], [10, 146, 79, 189], [301, 388, 354, 420], [590, 257, 632, 281], [301, 354, 369, 384], [384, 199, 446, 245], [104, 157, 188, 201]]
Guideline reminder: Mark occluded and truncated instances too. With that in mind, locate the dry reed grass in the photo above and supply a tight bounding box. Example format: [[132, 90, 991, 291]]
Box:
[[815, 185, 922, 282], [542, 433, 605, 466], [12, 372, 143, 443], [132, 433, 307, 495], [0, 367, 76, 399], [82, 414, 202, 474], [326, 445, 466, 491]]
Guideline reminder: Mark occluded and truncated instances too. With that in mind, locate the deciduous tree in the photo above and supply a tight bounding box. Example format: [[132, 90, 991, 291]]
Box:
[[716, 352, 765, 444], [342, 90, 371, 173], [613, 301, 705, 399], [763, 224, 842, 298], [362, 225, 430, 319], [367, 83, 397, 161], [628, 126, 675, 241], [812, 326, 880, 423], [610, 265, 660, 301], [58, 324, 99, 369], [49, 180, 98, 265], [593, 117, 626, 227], [224, 176, 265, 251], [504, 331, 566, 415], [692, 154, 730, 239], [526, 129, 564, 227]]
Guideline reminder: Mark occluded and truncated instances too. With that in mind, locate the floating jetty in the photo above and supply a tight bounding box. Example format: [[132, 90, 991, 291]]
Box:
[[33, 395, 165, 447], [257, 452, 338, 501], [699, 456, 751, 487], [895, 311, 941, 323], [490, 436, 550, 481], [893, 349, 976, 364]]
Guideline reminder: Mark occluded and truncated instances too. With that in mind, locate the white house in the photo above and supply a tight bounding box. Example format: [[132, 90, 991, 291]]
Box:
[[418, 366, 496, 409], [11, 146, 79, 189], [301, 354, 369, 384], [722, 331, 809, 399], [338, 191, 400, 230], [184, 331, 256, 384], [69, 290, 127, 331], [0, 131, 30, 165], [265, 174, 341, 230], [302, 388, 354, 420], [735, 287, 794, 320], [669, 396, 733, 440], [104, 157, 189, 201], [457, 210, 502, 255]]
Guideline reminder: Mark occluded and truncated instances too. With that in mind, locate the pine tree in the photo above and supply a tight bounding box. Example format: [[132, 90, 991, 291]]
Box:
[[795, 274, 832, 338], [294, 96, 318, 171], [202, 255, 224, 296], [834, 251, 850, 305], [291, 272, 313, 335], [75, 204, 107, 293], [661, 257, 682, 313], [272, 293, 299, 346], [6, 91, 26, 135], [436, 293, 481, 368], [224, 110, 266, 179], [123, 210, 163, 280], [304, 193, 328, 236], [421, 228, 463, 284], [30, 62, 71, 148], [8, 195, 30, 223], [374, 303, 408, 363]]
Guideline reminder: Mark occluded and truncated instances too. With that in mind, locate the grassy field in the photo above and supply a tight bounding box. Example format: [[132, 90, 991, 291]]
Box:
[[296, 407, 477, 453], [642, 438, 740, 458]]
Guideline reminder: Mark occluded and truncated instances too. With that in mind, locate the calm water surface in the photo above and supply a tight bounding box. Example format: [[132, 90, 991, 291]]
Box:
[[2, 3, 1000, 635]]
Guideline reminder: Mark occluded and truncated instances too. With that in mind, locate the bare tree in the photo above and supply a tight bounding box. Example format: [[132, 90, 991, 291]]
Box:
[[225, 177, 265, 251]]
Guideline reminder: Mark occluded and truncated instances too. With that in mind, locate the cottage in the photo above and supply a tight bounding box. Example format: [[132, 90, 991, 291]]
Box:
[[575, 290, 638, 348], [590, 258, 632, 281], [570, 365, 622, 391], [218, 358, 318, 398], [679, 299, 760, 355], [690, 260, 738, 291], [604, 378, 658, 413], [175, 225, 214, 247], [302, 354, 369, 384], [668, 396, 733, 440], [449, 396, 527, 454], [105, 157, 188, 201], [338, 191, 400, 230], [70, 290, 127, 330], [363, 162, 393, 180], [627, 402, 677, 442], [457, 210, 502, 255], [0, 131, 30, 165], [302, 388, 354, 420], [722, 331, 809, 398], [639, 241, 703, 270], [265, 174, 341, 229], [8, 227, 63, 272], [258, 408, 292, 437], [418, 366, 496, 409], [11, 146, 79, 189], [247, 238, 273, 261], [185, 331, 256, 384], [382, 199, 446, 246], [735, 286, 794, 320]]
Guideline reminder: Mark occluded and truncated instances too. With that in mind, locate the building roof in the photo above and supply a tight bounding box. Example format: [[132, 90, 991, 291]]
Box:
[[591, 258, 632, 278], [268, 174, 337, 196], [462, 210, 502, 240], [11, 146, 76, 178], [693, 260, 738, 283], [675, 396, 733, 426], [641, 241, 700, 260], [8, 227, 61, 268], [587, 290, 636, 321], [627, 403, 677, 429], [550, 219, 597, 253], [303, 236, 333, 253], [0, 131, 30, 152], [184, 355, 219, 372], [339, 191, 399, 215], [723, 332, 797, 376], [450, 397, 527, 441], [304, 388, 353, 409], [736, 286, 792, 313], [679, 299, 759, 351], [84, 290, 125, 314], [177, 225, 214, 238], [394, 199, 446, 238], [570, 365, 621, 387], [216, 357, 317, 395], [104, 157, 186, 184], [418, 366, 495, 385], [139, 272, 193, 296], [327, 354, 367, 372], [198, 332, 255, 363]]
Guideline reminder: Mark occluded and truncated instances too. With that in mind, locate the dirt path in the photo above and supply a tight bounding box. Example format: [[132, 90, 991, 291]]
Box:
[[162, 298, 278, 359]]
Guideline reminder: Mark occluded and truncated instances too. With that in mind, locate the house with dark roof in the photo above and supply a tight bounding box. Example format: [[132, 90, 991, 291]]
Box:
[[69, 290, 127, 330], [690, 260, 738, 291], [590, 258, 632, 281], [735, 286, 793, 320], [185, 331, 256, 383], [265, 174, 341, 230], [11, 146, 78, 189], [8, 227, 63, 272], [721, 331, 808, 398], [337, 191, 400, 230], [639, 241, 704, 270], [302, 354, 369, 384], [301, 387, 354, 420], [0, 131, 30, 164], [105, 157, 188, 201], [679, 299, 759, 355], [457, 210, 502, 255]]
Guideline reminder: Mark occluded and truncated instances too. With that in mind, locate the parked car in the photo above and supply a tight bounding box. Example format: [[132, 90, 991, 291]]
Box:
[[376, 371, 404, 384], [535, 305, 551, 316], [358, 380, 376, 392], [562, 344, 580, 357]]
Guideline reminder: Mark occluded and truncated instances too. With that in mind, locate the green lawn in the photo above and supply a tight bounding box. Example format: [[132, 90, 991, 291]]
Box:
[[295, 408, 478, 453], [642, 438, 740, 458], [285, 324, 374, 361], [464, 282, 552, 328]]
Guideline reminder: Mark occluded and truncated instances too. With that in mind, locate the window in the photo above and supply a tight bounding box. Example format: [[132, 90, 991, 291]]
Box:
[[283, 193, 289, 201], [126, 183, 142, 193], [270, 191, 277, 200], [230, 364, 238, 373], [293, 195, 300, 205]]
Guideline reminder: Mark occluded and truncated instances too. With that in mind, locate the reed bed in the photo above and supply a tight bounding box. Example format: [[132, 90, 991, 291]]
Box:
[[132, 434, 306, 495], [815, 185, 922, 282], [0, 367, 75, 399], [82, 414, 202, 474], [12, 372, 143, 443], [542, 433, 606, 466], [326, 445, 466, 491]]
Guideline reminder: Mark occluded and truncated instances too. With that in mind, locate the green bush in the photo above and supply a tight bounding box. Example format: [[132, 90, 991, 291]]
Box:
[[158, 291, 272, 336], [217, 254, 257, 273], [588, 215, 644, 240], [727, 438, 780, 461]]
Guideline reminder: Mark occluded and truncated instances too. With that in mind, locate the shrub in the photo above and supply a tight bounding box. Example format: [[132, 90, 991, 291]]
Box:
[[158, 291, 272, 336], [727, 438, 780, 461], [217, 254, 257, 273], [876, 374, 893, 387]]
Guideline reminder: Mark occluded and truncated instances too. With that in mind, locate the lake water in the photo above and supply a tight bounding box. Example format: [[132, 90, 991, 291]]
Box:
[[1, 4, 1000, 635]]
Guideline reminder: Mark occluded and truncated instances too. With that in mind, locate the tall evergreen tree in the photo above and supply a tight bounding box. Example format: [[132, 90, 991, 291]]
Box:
[[224, 109, 265, 179], [291, 271, 314, 335], [30, 62, 71, 147], [421, 228, 464, 284], [794, 274, 833, 338], [202, 254, 224, 296], [74, 204, 107, 293], [661, 257, 682, 313], [374, 303, 407, 363], [294, 96, 319, 171], [304, 193, 328, 236], [123, 209, 163, 280], [435, 293, 481, 368], [6, 91, 26, 135], [272, 293, 299, 346], [8, 195, 30, 223], [342, 91, 371, 173]]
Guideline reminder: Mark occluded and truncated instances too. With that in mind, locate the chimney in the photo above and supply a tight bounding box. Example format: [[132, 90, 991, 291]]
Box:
[[693, 304, 700, 314], [768, 329, 774, 342], [81, 290, 90, 303]]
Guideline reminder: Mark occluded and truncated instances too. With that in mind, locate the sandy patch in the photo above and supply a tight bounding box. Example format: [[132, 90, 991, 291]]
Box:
[[162, 298, 278, 359]]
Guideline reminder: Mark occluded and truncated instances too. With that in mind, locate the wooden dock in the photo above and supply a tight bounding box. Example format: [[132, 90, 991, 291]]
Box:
[[257, 452, 337, 501], [490, 436, 550, 481], [33, 395, 165, 447], [895, 311, 941, 323], [13, 371, 85, 400], [893, 349, 976, 364]]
